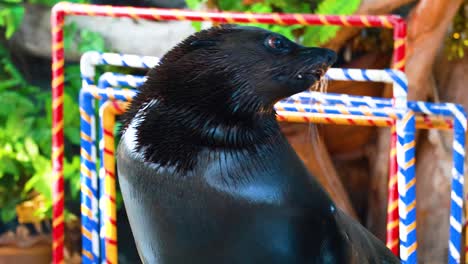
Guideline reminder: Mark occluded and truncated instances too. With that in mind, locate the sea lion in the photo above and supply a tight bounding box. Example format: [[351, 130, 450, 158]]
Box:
[[117, 24, 399, 264]]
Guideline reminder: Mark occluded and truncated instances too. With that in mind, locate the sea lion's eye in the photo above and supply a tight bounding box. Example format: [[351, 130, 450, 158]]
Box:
[[268, 36, 284, 49], [265, 35, 289, 52]]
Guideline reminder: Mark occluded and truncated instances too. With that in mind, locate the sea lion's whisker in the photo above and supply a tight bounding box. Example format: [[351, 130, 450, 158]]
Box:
[[309, 73, 328, 93], [319, 75, 328, 93]]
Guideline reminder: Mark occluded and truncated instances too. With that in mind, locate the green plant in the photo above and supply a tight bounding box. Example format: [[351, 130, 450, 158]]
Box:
[[0, 44, 83, 222], [186, 0, 361, 46], [0, 91, 81, 223], [0, 98, 52, 222], [0, 0, 121, 224]]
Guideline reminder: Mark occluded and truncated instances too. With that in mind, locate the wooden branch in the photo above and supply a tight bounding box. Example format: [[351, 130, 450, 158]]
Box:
[[406, 0, 463, 100], [422, 41, 468, 263]]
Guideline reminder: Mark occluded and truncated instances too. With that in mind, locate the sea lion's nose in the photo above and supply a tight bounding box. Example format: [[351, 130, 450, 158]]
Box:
[[300, 47, 337, 65]]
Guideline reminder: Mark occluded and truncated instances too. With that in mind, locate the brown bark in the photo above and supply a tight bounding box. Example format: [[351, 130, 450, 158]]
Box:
[[334, 157, 373, 221], [365, 127, 392, 241], [415, 131, 454, 263], [415, 47, 468, 264], [206, 0, 218, 9], [406, 0, 463, 100]]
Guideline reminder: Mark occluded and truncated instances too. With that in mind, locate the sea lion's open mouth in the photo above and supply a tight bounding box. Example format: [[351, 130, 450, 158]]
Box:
[[311, 68, 326, 80], [308, 67, 330, 92], [293, 66, 330, 93]]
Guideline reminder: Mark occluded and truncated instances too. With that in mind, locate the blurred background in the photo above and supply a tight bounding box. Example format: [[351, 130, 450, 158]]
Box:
[[0, 0, 467, 263]]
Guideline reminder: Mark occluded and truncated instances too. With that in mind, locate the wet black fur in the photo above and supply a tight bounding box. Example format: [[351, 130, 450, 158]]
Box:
[[121, 24, 335, 172], [117, 25, 400, 264]]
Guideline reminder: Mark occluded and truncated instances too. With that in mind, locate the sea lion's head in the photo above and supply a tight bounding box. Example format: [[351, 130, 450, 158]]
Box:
[[136, 24, 336, 116], [122, 25, 336, 169]]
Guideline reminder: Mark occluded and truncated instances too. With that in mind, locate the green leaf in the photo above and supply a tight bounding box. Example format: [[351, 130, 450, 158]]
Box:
[[0, 79, 21, 91], [302, 0, 361, 46], [64, 156, 80, 200], [65, 64, 83, 95], [24, 137, 39, 157], [62, 91, 81, 146], [116, 189, 123, 209], [0, 92, 36, 123], [0, 158, 20, 177], [24, 156, 52, 201], [248, 3, 272, 13], [79, 29, 106, 53], [65, 126, 81, 145], [1, 6, 25, 38], [32, 174, 52, 202], [0, 196, 21, 223], [64, 210, 78, 222], [15, 145, 30, 162], [33, 200, 51, 220], [186, 0, 205, 10], [191, 21, 203, 32], [1, 204, 17, 222], [64, 22, 79, 52], [3, 55, 26, 85], [218, 0, 244, 11]]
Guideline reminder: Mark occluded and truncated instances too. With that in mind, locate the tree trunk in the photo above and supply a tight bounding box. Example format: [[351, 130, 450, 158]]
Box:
[[419, 45, 468, 264], [365, 1, 464, 261], [406, 0, 463, 100]]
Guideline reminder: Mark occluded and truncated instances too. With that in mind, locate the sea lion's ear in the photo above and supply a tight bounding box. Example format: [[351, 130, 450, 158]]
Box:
[[190, 40, 218, 48]]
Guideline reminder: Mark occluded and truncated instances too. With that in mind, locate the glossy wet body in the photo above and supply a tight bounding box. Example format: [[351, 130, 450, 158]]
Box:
[[117, 25, 399, 264]]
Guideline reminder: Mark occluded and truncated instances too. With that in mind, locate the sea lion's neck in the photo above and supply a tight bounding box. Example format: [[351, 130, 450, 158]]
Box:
[[127, 98, 281, 171]]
